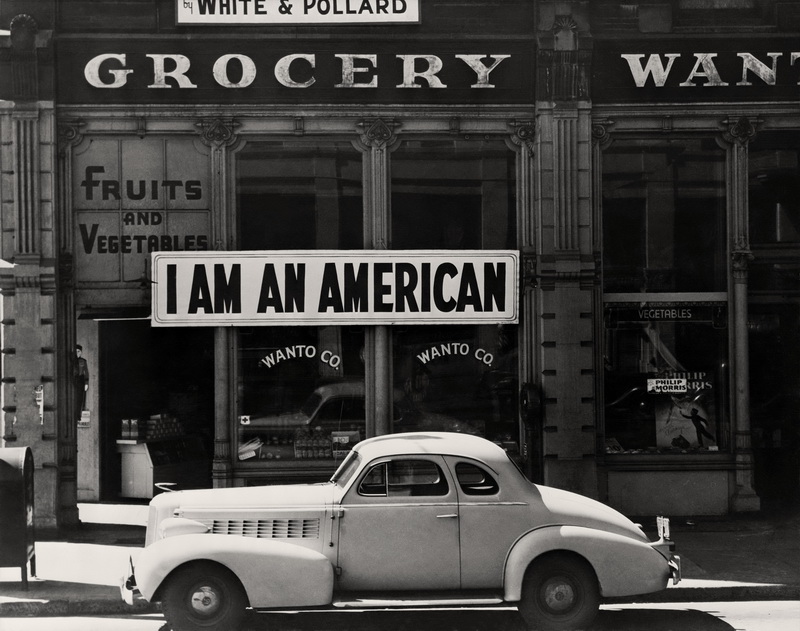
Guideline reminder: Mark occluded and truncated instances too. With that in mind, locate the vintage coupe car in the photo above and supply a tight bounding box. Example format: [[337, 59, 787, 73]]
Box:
[[122, 432, 680, 631]]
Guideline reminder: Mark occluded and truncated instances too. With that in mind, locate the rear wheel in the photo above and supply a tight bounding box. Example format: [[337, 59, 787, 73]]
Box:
[[518, 553, 600, 631], [161, 561, 248, 631]]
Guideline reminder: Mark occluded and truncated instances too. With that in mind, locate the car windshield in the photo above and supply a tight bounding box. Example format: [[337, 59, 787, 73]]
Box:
[[330, 450, 361, 487], [300, 392, 323, 417]]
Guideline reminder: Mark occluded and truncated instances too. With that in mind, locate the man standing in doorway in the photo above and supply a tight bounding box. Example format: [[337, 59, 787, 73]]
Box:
[[74, 344, 89, 423]]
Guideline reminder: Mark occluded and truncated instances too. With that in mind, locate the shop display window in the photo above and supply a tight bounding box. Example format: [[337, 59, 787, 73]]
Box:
[[236, 326, 366, 462], [390, 139, 520, 453], [392, 324, 519, 451], [603, 319, 729, 454], [236, 140, 365, 463], [602, 136, 729, 455]]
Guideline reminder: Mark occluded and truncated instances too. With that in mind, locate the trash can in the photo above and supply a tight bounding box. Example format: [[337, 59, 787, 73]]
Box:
[[0, 446, 36, 589]]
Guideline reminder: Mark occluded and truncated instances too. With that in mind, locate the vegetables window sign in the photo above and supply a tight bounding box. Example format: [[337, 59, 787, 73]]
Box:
[[151, 250, 518, 326]]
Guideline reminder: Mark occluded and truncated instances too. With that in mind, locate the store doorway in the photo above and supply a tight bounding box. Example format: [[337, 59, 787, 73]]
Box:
[[99, 321, 214, 501], [748, 303, 800, 510]]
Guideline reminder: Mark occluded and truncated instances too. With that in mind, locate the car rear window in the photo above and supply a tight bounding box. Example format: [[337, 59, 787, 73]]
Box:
[[455, 462, 499, 495]]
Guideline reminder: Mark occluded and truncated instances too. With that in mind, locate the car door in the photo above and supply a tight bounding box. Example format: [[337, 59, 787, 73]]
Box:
[[335, 455, 461, 591], [445, 456, 530, 590]]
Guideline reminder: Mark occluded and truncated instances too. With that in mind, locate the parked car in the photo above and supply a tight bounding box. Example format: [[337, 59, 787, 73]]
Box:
[[122, 432, 680, 631]]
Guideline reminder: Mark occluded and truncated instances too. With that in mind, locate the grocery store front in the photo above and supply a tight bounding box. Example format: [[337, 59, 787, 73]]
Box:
[[57, 16, 539, 498]]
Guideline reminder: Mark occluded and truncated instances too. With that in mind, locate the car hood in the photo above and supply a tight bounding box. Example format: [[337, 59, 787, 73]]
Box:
[[146, 483, 334, 545], [535, 484, 649, 543]]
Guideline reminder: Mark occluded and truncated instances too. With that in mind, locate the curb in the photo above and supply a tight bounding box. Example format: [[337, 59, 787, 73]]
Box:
[[608, 583, 800, 604], [0, 598, 159, 617]]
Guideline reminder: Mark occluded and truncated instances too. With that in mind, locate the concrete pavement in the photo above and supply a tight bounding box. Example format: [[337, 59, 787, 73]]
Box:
[[1, 503, 798, 618]]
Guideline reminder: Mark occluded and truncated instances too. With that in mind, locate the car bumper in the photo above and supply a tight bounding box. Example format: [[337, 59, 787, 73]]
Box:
[[668, 554, 681, 585], [120, 556, 140, 606]]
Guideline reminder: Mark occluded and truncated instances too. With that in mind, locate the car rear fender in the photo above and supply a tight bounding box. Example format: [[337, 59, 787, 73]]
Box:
[[503, 525, 670, 601], [136, 533, 334, 608]]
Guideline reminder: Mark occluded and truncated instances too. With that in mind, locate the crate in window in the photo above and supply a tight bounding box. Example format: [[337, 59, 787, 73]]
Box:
[[146, 413, 184, 440]]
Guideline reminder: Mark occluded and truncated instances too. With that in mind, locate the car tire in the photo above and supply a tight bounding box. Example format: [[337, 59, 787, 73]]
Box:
[[518, 553, 600, 631], [161, 561, 248, 631]]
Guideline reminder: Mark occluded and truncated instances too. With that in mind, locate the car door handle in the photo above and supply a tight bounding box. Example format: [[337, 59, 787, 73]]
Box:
[[436, 513, 458, 519]]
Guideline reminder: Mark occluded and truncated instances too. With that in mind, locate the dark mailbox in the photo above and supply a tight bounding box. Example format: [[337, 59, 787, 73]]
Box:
[[0, 446, 36, 589]]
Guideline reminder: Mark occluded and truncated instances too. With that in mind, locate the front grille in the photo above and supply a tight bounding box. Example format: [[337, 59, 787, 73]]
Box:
[[202, 518, 320, 539]]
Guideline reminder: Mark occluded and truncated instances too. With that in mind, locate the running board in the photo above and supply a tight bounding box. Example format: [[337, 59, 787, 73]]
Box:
[[333, 595, 505, 608]]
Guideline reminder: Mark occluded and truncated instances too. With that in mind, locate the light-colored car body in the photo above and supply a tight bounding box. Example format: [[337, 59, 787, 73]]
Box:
[[123, 432, 679, 631]]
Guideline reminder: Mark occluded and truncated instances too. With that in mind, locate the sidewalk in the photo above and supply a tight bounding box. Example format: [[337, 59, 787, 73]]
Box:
[[1, 503, 799, 618]]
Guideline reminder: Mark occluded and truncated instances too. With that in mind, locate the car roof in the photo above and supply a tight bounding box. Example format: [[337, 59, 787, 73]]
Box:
[[354, 431, 510, 466], [314, 381, 365, 398]]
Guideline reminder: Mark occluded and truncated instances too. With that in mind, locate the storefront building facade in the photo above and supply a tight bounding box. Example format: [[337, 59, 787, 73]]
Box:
[[1, 1, 797, 529]]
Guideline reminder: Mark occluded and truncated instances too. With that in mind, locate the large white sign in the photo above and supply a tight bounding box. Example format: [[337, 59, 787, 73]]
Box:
[[176, 0, 420, 25], [151, 250, 518, 326]]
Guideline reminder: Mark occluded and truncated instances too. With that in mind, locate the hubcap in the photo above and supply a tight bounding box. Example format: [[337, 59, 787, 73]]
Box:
[[542, 577, 576, 613], [190, 585, 221, 617]]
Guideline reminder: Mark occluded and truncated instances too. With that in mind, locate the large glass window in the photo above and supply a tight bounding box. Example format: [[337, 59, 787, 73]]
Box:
[[602, 138, 726, 293], [391, 139, 520, 453], [602, 137, 729, 454], [236, 141, 364, 463], [238, 141, 363, 250], [749, 132, 800, 246]]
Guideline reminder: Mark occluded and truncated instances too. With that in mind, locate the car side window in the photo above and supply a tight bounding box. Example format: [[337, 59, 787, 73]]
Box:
[[358, 463, 387, 496], [358, 460, 449, 497], [455, 462, 499, 496]]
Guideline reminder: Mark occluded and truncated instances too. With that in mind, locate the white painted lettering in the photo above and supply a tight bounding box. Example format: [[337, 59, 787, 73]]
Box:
[[621, 53, 680, 87], [679, 53, 729, 87], [146, 54, 198, 88], [213, 54, 257, 88], [335, 54, 378, 87], [84, 54, 134, 88], [396, 55, 446, 88], [274, 53, 316, 88], [737, 52, 782, 86], [455, 54, 511, 88]]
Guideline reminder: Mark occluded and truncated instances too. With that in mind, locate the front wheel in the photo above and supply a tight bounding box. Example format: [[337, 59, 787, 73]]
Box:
[[518, 553, 600, 631], [161, 561, 248, 631]]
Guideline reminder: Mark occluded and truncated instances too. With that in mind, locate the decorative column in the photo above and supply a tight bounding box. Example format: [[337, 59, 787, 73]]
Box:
[[590, 119, 614, 458], [721, 116, 761, 512], [536, 8, 598, 497], [509, 120, 541, 481], [195, 118, 240, 487], [357, 119, 399, 438], [55, 119, 86, 523]]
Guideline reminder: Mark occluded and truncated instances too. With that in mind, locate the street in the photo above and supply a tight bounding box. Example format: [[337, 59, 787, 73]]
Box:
[[1, 601, 799, 631]]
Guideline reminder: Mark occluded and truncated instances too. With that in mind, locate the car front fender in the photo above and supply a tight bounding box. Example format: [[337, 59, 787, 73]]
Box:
[[134, 534, 334, 608], [503, 525, 670, 601]]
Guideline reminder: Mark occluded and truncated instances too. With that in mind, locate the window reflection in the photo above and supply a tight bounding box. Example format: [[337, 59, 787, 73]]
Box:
[[238, 141, 363, 250], [602, 138, 726, 293], [235, 141, 365, 463], [391, 139, 517, 251], [393, 325, 519, 450], [390, 139, 519, 454]]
